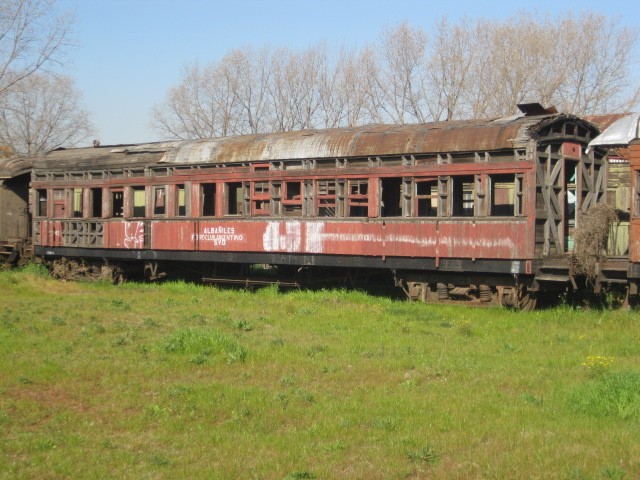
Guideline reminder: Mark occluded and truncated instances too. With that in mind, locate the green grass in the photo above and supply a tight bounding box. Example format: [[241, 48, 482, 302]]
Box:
[[0, 269, 639, 479]]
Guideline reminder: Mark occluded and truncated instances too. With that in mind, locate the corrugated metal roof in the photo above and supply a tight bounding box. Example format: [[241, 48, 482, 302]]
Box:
[[3, 113, 597, 175], [162, 116, 555, 165]]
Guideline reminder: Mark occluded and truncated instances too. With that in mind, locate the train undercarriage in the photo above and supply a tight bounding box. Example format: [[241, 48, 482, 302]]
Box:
[[35, 248, 615, 311]]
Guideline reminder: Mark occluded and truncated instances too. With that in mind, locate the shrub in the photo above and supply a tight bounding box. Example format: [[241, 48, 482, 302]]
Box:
[[20, 262, 50, 276]]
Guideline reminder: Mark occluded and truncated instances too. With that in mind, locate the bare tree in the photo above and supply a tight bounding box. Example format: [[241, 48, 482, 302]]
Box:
[[226, 46, 271, 134], [267, 46, 326, 132], [0, 0, 74, 96], [553, 13, 640, 114], [425, 17, 476, 121], [0, 74, 94, 155], [317, 46, 370, 128], [368, 22, 428, 124]]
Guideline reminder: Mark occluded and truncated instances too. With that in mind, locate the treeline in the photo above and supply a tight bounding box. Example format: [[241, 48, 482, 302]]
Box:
[[151, 13, 640, 140]]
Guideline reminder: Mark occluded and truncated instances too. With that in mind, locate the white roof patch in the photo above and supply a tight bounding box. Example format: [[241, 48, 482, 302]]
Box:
[[589, 112, 640, 148]]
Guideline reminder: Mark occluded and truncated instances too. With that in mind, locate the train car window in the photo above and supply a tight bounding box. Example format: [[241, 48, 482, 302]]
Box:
[[316, 179, 337, 217], [91, 188, 102, 218], [201, 183, 216, 216], [53, 189, 65, 217], [225, 182, 244, 215], [415, 180, 438, 217], [283, 181, 303, 217], [348, 179, 368, 217], [251, 181, 270, 216], [111, 190, 124, 218], [452, 176, 475, 217], [153, 187, 166, 216], [176, 184, 187, 216], [72, 188, 83, 218], [132, 187, 146, 217], [36, 190, 47, 217], [490, 174, 517, 216], [380, 178, 403, 217]]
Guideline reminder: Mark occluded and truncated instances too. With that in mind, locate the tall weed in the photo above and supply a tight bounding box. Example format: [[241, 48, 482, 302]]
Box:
[[161, 327, 247, 363], [568, 371, 640, 420]]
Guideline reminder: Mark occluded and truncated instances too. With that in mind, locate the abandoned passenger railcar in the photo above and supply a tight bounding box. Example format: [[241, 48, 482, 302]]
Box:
[[24, 111, 605, 308]]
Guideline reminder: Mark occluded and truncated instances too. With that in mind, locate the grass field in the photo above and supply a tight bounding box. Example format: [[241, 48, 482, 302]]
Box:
[[0, 266, 639, 479]]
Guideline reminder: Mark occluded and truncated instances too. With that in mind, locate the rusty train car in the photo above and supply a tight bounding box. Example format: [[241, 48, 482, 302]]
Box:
[[1, 110, 610, 308]]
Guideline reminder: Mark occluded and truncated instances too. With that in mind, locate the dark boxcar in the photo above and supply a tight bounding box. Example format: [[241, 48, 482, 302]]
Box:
[[0, 156, 32, 264]]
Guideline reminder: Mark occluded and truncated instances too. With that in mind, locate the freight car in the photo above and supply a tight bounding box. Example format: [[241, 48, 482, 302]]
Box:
[[0, 108, 609, 309]]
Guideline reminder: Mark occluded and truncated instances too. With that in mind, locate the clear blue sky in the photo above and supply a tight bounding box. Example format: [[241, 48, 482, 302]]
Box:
[[56, 0, 640, 146]]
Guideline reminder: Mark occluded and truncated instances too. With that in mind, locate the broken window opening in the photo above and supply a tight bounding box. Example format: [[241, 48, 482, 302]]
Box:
[[53, 189, 65, 217], [153, 186, 166, 216], [36, 189, 47, 217], [176, 184, 187, 216], [72, 188, 83, 218], [201, 183, 216, 216], [251, 180, 270, 215], [348, 179, 368, 217], [452, 176, 475, 217], [132, 186, 146, 218], [91, 188, 102, 218], [225, 182, 244, 215], [317, 179, 338, 217], [380, 177, 403, 217], [490, 174, 520, 216], [111, 190, 124, 218], [283, 181, 303, 217], [415, 179, 438, 217]]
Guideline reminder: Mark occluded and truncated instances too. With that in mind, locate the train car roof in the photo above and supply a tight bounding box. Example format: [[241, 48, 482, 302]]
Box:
[[2, 112, 598, 175], [0, 156, 33, 179], [588, 112, 640, 148]]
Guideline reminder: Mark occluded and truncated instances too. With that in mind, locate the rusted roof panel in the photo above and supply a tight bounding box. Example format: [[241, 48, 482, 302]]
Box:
[[18, 113, 597, 172], [163, 115, 567, 165]]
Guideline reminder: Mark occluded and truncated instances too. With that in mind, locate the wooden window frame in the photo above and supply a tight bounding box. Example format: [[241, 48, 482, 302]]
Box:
[[414, 178, 438, 217], [251, 180, 271, 216]]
